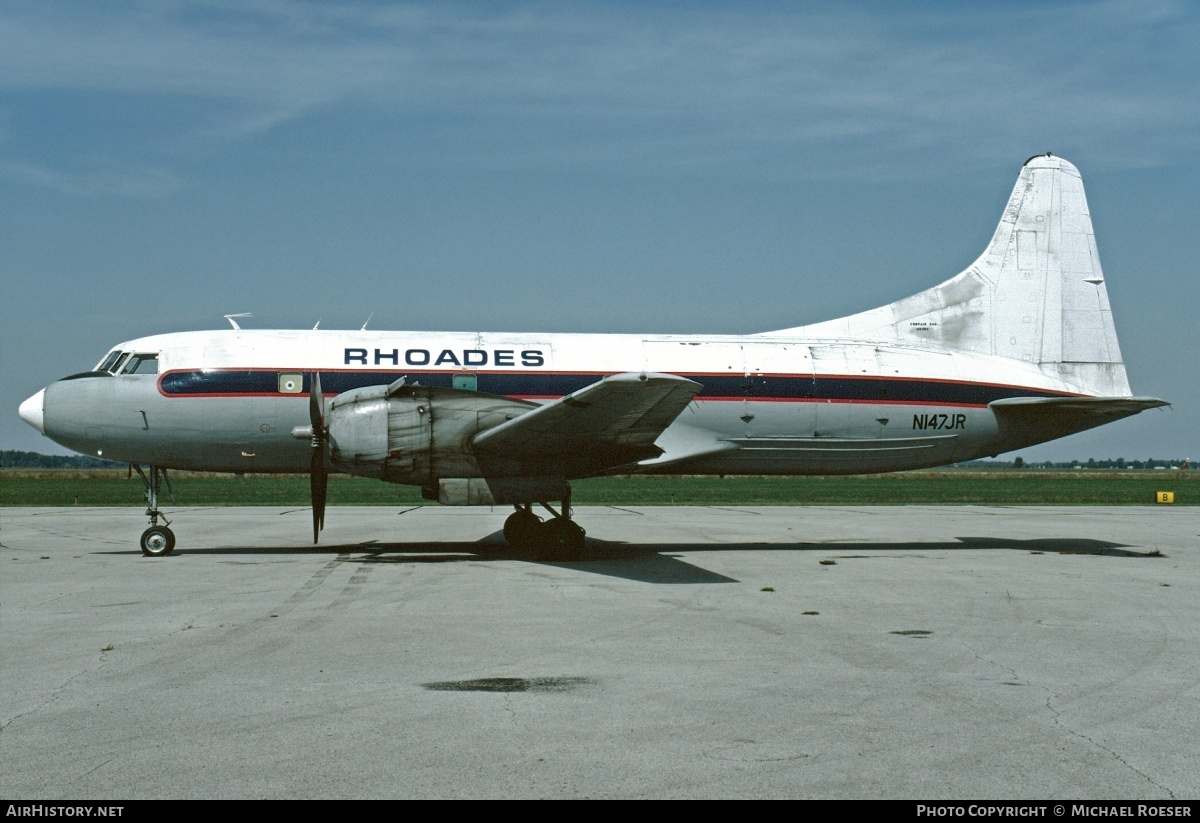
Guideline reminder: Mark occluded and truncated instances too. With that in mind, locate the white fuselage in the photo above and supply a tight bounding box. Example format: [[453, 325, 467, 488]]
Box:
[[35, 327, 1085, 478]]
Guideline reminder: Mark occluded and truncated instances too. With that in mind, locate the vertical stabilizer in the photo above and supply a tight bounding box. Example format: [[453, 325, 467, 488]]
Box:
[[760, 155, 1132, 397]]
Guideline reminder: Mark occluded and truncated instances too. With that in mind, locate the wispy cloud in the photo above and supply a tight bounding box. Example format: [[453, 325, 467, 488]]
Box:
[[2, 160, 182, 197], [2, 0, 1198, 181]]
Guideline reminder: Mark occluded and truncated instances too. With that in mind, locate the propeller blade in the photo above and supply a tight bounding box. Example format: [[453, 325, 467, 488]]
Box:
[[309, 372, 324, 431], [309, 372, 327, 544], [310, 445, 327, 544]]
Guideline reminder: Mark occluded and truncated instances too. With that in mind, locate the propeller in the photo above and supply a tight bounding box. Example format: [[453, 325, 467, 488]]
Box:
[[309, 372, 327, 543]]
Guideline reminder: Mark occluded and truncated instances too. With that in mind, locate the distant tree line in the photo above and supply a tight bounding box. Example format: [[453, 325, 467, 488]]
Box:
[[1, 450, 123, 469], [2, 449, 1189, 471], [958, 457, 1190, 470]]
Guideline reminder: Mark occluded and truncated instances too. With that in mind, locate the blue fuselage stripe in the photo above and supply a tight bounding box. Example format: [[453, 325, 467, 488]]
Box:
[[158, 370, 1074, 406]]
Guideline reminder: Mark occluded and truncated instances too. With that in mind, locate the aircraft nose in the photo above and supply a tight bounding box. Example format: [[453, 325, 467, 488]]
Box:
[[19, 389, 46, 435]]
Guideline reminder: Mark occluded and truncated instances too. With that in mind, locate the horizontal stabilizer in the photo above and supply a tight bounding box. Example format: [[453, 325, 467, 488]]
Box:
[[988, 396, 1169, 449], [990, 396, 1169, 416], [472, 372, 701, 463]]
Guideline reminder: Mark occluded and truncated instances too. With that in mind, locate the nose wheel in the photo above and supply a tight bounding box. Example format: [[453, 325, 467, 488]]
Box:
[[141, 525, 176, 557], [133, 464, 176, 557]]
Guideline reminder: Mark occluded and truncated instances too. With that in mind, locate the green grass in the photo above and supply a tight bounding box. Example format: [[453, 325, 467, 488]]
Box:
[[578, 473, 1197, 505], [2, 469, 1195, 507]]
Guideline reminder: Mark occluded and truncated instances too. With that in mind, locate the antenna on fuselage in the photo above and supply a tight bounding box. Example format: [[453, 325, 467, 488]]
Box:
[[361, 313, 373, 331], [224, 313, 252, 330]]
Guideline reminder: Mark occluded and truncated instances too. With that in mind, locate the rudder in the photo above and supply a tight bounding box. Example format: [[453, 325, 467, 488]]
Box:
[[760, 154, 1132, 397]]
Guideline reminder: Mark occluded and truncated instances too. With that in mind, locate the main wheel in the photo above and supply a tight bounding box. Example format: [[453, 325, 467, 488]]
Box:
[[141, 526, 176, 557], [503, 509, 543, 547], [540, 518, 586, 559]]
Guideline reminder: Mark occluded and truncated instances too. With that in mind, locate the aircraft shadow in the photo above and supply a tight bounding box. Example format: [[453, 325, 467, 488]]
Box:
[[125, 534, 1158, 585]]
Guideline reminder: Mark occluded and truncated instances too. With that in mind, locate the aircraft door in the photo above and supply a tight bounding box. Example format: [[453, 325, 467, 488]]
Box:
[[242, 345, 282, 467], [810, 344, 886, 439], [740, 341, 813, 438], [810, 345, 849, 438]]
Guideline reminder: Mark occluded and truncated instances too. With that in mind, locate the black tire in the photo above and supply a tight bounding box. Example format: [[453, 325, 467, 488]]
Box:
[[141, 526, 175, 557], [503, 510, 542, 547], [540, 518, 585, 559]]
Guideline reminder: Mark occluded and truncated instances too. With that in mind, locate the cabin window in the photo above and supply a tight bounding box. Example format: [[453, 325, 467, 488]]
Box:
[[452, 373, 478, 391], [278, 373, 303, 394], [123, 353, 159, 375]]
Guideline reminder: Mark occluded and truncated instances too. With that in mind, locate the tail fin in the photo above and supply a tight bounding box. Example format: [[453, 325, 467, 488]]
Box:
[[760, 154, 1132, 397]]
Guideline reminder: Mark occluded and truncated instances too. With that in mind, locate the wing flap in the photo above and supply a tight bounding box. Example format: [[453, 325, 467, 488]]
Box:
[[472, 372, 702, 461]]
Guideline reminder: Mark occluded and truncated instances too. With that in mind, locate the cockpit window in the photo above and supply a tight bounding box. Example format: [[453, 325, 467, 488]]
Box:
[[122, 353, 159, 375], [97, 351, 124, 373], [94, 351, 159, 375], [110, 352, 132, 374]]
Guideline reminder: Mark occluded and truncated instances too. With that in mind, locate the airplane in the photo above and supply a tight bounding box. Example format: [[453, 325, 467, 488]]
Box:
[[18, 154, 1168, 558]]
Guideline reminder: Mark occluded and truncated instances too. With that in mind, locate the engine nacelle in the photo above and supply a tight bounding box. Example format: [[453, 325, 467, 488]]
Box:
[[432, 476, 571, 506], [324, 382, 534, 485]]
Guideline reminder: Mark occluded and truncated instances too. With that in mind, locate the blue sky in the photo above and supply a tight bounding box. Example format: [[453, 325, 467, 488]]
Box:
[[3, 0, 1197, 462]]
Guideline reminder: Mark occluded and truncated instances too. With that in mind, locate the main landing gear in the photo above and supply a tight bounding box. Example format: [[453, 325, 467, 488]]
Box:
[[503, 488, 586, 559], [132, 465, 175, 557]]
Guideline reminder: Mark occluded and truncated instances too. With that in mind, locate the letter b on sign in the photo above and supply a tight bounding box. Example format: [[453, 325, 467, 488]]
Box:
[[1156, 491, 1174, 504]]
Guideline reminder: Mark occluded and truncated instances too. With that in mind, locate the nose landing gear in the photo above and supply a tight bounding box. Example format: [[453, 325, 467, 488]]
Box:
[[133, 464, 175, 557]]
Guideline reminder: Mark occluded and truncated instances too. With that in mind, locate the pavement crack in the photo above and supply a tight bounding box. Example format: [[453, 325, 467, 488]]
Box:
[[1, 660, 100, 733], [1043, 693, 1176, 799], [970, 647, 1176, 798], [78, 757, 113, 780]]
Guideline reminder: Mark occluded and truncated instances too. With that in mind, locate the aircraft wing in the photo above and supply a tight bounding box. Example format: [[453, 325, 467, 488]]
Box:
[[472, 372, 702, 467]]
